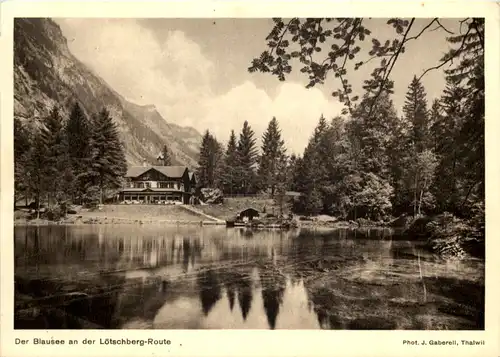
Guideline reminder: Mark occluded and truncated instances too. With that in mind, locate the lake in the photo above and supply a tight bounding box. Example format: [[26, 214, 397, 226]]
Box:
[[14, 225, 484, 330]]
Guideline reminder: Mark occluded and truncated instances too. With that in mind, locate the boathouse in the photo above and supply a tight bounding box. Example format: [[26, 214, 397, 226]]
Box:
[[237, 208, 261, 222]]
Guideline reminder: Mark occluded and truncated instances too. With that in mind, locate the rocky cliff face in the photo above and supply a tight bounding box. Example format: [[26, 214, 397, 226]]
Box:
[[14, 18, 201, 167]]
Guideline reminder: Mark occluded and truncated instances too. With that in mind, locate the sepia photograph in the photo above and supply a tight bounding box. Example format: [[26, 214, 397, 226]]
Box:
[[10, 14, 487, 332]]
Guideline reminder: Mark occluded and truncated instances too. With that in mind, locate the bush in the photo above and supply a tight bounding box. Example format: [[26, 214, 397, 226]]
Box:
[[404, 215, 433, 240], [405, 210, 485, 259], [43, 203, 67, 221]]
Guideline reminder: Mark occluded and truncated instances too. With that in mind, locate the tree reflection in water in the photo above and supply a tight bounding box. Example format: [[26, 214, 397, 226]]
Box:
[[197, 270, 222, 315], [260, 269, 286, 329], [236, 272, 253, 320], [14, 225, 484, 330]]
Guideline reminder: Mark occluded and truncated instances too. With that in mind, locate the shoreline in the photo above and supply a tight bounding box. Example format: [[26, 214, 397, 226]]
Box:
[[14, 216, 225, 226], [13, 215, 393, 229]]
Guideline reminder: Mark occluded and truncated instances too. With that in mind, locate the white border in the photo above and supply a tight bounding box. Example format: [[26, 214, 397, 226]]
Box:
[[1, 1, 499, 357]]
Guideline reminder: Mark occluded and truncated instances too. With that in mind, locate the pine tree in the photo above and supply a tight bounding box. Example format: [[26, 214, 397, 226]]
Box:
[[65, 102, 93, 204], [397, 77, 433, 215], [197, 130, 223, 189], [273, 153, 290, 215], [14, 118, 31, 206], [430, 92, 461, 213], [403, 76, 430, 153], [236, 121, 258, 194], [222, 130, 239, 194], [212, 139, 225, 190], [44, 106, 74, 207], [347, 93, 397, 218], [24, 127, 51, 218], [444, 18, 484, 213], [258, 117, 286, 196], [159, 144, 172, 166], [197, 131, 212, 188], [351, 93, 398, 177], [295, 115, 329, 213], [89, 108, 127, 204]]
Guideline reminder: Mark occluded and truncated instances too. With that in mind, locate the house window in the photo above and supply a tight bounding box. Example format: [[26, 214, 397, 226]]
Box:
[[145, 182, 151, 188]]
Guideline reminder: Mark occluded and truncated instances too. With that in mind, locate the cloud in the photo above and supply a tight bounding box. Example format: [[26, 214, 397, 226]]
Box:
[[57, 18, 214, 105], [56, 19, 344, 154]]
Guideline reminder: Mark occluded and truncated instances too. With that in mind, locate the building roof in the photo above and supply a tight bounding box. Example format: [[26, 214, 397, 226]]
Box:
[[125, 166, 188, 178], [238, 208, 260, 215]]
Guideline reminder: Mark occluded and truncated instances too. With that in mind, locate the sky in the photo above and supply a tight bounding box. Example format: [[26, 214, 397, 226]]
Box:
[[55, 18, 458, 154]]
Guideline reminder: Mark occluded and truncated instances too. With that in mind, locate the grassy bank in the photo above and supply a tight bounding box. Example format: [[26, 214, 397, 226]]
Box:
[[14, 204, 220, 226], [15, 199, 394, 229]]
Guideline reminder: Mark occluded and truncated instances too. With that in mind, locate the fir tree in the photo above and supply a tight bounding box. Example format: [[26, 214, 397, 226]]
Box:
[[222, 130, 239, 194], [273, 153, 290, 215], [352, 92, 398, 178], [392, 77, 432, 215], [65, 102, 93, 204], [295, 115, 329, 213], [403, 76, 430, 153], [197, 130, 223, 189], [258, 117, 286, 196], [236, 121, 258, 194], [24, 127, 51, 218], [445, 18, 485, 212], [44, 106, 74, 207], [14, 118, 31, 206]]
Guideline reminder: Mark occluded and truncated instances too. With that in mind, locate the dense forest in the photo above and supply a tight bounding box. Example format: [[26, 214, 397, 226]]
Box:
[[14, 17, 484, 256], [195, 18, 484, 255], [14, 103, 127, 217]]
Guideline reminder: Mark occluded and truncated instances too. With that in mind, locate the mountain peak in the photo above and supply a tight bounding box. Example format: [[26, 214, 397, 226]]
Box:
[[14, 18, 201, 168]]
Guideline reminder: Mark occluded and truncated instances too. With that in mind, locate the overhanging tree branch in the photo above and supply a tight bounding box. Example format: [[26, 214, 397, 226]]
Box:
[[416, 25, 473, 82]]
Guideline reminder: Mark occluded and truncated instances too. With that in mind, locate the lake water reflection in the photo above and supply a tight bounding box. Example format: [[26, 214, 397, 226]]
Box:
[[14, 225, 484, 330]]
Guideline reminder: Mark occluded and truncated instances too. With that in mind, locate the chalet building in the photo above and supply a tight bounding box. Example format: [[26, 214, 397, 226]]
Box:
[[118, 165, 195, 204]]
